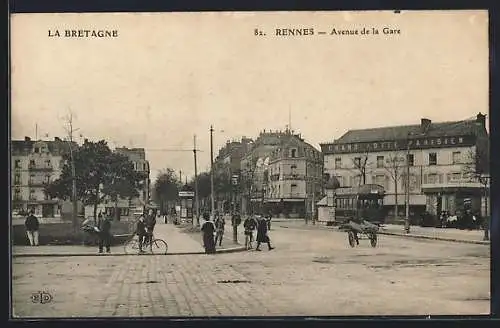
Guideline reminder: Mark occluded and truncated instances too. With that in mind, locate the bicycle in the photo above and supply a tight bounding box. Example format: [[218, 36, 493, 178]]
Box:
[[244, 230, 254, 250], [123, 233, 168, 255]]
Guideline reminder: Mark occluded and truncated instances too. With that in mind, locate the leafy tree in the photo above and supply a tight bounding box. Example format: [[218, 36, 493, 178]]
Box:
[[153, 168, 181, 213], [45, 139, 144, 223]]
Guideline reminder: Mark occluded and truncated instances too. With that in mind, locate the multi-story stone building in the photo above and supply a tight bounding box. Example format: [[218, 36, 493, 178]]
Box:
[[240, 129, 323, 217], [11, 136, 77, 218], [266, 132, 323, 218], [320, 113, 490, 221], [213, 138, 253, 213]]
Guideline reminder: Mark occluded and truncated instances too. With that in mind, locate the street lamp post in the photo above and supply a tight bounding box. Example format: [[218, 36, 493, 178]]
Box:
[[193, 134, 200, 226], [479, 176, 490, 241], [405, 133, 411, 234]]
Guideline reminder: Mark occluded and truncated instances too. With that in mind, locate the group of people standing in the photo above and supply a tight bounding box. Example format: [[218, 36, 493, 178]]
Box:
[[200, 212, 274, 254]]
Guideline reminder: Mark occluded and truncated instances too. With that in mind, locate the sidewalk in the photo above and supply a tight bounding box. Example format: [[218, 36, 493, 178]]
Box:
[[12, 222, 233, 257]]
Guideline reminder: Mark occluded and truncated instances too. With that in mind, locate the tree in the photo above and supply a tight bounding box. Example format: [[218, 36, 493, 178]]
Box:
[[241, 157, 259, 214], [463, 146, 490, 240], [153, 168, 181, 214], [384, 150, 406, 221], [188, 172, 212, 213], [45, 139, 143, 222], [351, 151, 371, 186], [101, 153, 143, 220]]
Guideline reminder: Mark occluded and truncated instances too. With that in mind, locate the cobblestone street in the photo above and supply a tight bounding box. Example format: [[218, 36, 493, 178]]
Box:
[[12, 224, 490, 317]]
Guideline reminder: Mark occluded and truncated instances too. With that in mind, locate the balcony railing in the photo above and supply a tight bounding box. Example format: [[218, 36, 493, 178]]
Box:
[[421, 180, 482, 190], [28, 164, 53, 171], [282, 174, 306, 180], [28, 181, 49, 187], [281, 192, 305, 198]]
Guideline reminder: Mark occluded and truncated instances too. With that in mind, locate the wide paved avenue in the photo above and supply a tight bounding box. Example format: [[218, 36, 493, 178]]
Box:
[[13, 224, 489, 317]]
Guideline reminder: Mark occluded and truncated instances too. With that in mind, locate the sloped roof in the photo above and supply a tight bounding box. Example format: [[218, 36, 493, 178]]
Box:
[[331, 119, 485, 144], [11, 139, 78, 156]]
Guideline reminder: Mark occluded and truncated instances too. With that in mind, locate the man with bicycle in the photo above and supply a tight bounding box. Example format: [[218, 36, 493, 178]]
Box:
[[243, 214, 258, 250], [144, 209, 157, 252]]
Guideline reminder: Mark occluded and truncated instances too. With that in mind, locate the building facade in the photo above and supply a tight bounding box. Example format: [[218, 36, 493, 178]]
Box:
[[213, 138, 253, 213], [11, 136, 77, 218], [320, 113, 490, 221], [240, 129, 323, 217], [266, 132, 323, 218]]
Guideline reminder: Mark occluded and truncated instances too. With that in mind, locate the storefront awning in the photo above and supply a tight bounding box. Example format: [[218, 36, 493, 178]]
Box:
[[266, 198, 305, 203]]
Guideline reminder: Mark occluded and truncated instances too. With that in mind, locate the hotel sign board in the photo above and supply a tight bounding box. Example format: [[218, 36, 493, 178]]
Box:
[[321, 135, 476, 154], [178, 191, 195, 198]]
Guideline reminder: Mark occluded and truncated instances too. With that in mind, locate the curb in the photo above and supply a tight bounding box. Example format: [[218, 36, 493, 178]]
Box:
[[377, 231, 490, 245], [279, 224, 489, 246], [12, 246, 247, 258]]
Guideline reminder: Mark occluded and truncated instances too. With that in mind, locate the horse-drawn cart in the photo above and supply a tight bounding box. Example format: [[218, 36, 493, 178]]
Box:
[[339, 220, 380, 248]]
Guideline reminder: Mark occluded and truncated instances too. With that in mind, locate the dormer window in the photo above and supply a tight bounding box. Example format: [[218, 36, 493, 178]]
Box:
[[291, 148, 297, 158]]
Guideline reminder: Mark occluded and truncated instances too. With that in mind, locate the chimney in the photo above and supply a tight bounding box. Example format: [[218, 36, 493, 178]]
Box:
[[420, 118, 431, 133], [476, 112, 486, 127], [24, 136, 31, 141]]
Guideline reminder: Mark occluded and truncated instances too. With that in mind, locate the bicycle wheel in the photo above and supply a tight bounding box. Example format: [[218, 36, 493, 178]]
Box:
[[151, 239, 168, 255], [348, 231, 356, 248], [124, 239, 139, 254]]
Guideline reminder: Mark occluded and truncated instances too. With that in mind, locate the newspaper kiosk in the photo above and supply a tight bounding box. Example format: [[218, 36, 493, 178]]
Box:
[[178, 185, 195, 224]]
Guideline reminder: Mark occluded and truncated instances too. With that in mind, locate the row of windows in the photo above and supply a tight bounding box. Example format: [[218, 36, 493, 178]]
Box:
[[13, 174, 51, 185], [333, 151, 463, 169], [333, 171, 474, 189], [14, 159, 56, 168]]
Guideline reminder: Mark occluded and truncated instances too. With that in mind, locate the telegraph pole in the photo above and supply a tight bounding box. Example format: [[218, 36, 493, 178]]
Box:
[[193, 134, 200, 226], [210, 125, 215, 217]]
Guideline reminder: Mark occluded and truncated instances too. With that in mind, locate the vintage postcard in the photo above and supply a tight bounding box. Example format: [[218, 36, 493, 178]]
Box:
[[10, 10, 490, 318]]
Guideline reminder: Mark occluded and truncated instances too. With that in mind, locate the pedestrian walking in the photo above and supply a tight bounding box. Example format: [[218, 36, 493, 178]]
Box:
[[256, 216, 274, 251], [214, 216, 225, 246], [24, 210, 39, 246], [201, 212, 216, 254], [97, 213, 112, 253], [266, 212, 272, 231]]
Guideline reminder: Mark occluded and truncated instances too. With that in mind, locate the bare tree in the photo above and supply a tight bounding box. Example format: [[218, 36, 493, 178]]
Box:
[[61, 110, 80, 233], [462, 148, 490, 240], [384, 150, 406, 222], [350, 150, 371, 186]]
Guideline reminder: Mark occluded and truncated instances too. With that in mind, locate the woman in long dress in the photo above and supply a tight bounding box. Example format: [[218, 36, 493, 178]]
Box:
[[256, 217, 274, 251], [201, 213, 216, 254]]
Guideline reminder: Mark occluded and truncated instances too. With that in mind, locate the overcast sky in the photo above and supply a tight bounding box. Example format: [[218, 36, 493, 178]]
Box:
[[11, 10, 488, 182]]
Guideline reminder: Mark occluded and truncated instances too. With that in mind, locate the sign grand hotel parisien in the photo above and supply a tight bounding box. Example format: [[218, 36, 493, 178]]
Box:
[[321, 135, 477, 155]]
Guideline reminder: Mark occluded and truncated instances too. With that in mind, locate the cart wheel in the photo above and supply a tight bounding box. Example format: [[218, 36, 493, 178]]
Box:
[[370, 234, 378, 248], [348, 231, 356, 247]]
